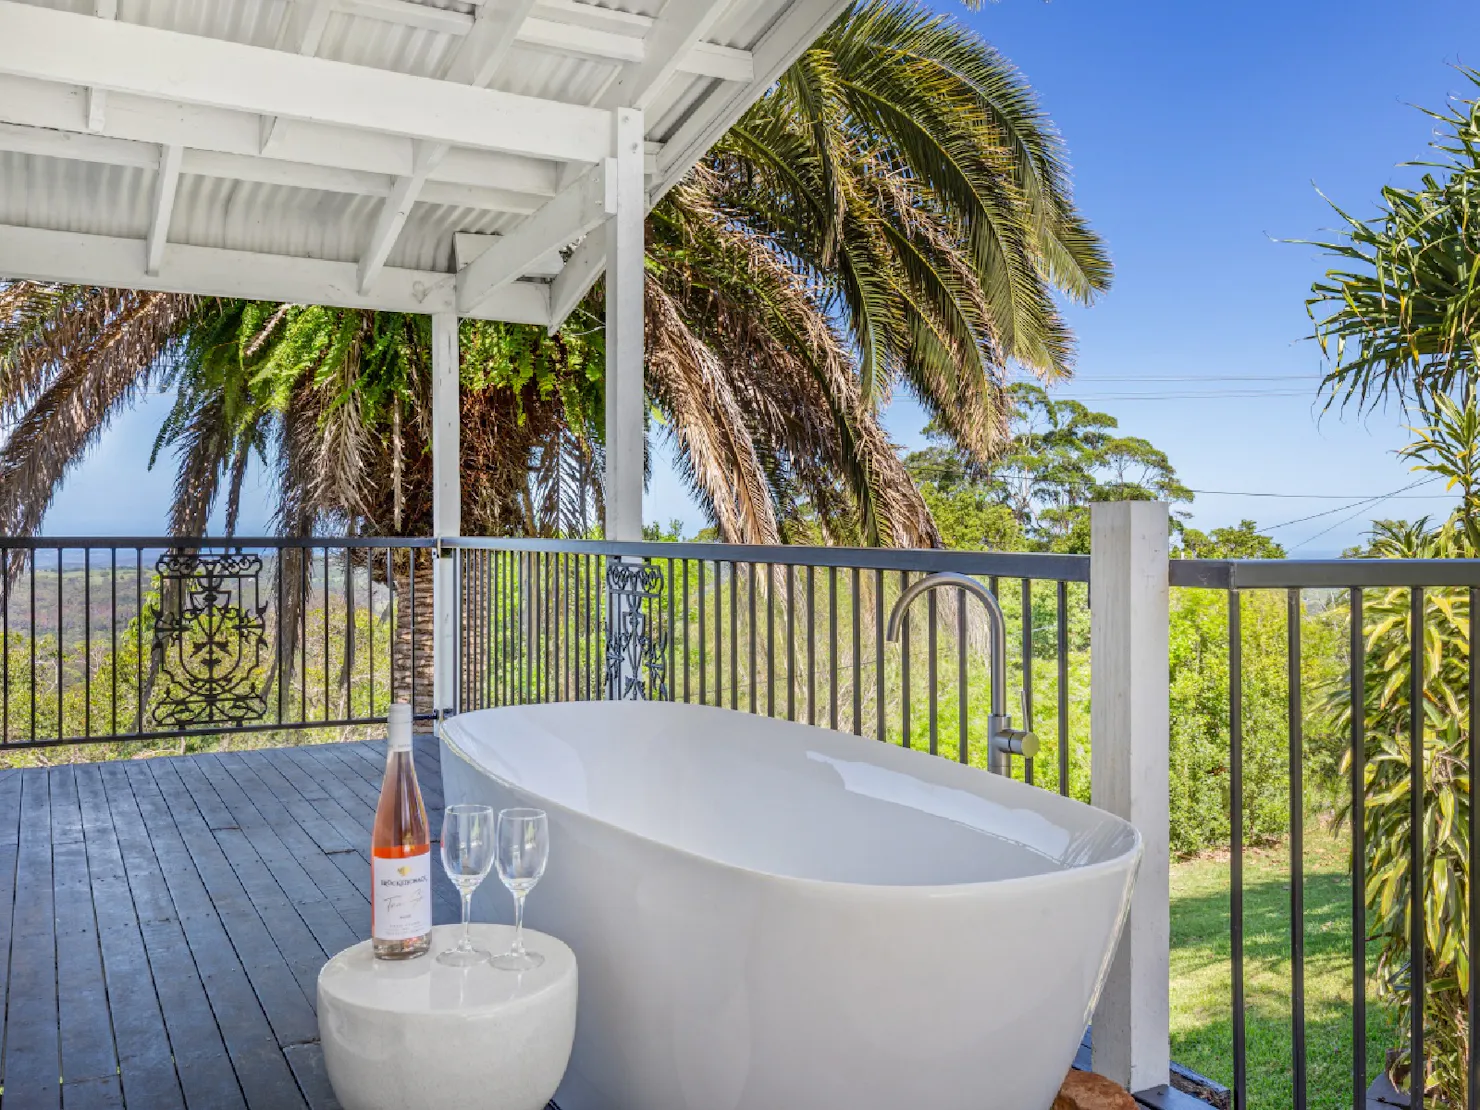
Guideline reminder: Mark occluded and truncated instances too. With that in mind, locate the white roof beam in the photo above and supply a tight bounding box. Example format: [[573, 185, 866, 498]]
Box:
[[548, 0, 841, 331], [0, 0, 610, 164], [457, 165, 611, 313], [343, 0, 752, 82], [0, 120, 552, 215], [356, 0, 540, 293], [600, 0, 736, 110], [85, 0, 116, 132], [144, 144, 183, 277], [454, 233, 564, 279], [0, 223, 551, 326], [260, 0, 337, 156]]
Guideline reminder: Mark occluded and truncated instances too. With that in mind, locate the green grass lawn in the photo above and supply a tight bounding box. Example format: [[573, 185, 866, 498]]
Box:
[[1169, 826, 1397, 1110]]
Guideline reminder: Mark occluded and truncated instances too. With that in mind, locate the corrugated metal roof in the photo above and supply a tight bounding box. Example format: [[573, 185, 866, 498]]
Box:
[[0, 0, 847, 321]]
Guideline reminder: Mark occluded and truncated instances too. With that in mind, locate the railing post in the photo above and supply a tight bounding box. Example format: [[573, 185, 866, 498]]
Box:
[[1089, 501, 1171, 1093], [431, 312, 461, 719]]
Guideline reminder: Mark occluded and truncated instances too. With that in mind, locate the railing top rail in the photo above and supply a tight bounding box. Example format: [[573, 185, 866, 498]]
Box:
[[0, 536, 437, 550], [442, 536, 1093, 581], [1172, 557, 1480, 590]]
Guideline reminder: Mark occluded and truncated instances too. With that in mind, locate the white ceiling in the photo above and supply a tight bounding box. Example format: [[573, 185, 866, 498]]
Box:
[[0, 0, 844, 326]]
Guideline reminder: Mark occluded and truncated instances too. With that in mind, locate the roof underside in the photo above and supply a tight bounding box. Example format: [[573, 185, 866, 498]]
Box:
[[0, 0, 844, 326]]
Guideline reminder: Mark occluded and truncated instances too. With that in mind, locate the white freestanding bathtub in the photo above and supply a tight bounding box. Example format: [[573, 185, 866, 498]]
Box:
[[440, 702, 1140, 1110]]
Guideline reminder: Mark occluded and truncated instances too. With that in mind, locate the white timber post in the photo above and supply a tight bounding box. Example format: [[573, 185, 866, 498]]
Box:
[[604, 106, 645, 699], [604, 106, 645, 543], [431, 312, 461, 719], [1089, 500, 1171, 1094]]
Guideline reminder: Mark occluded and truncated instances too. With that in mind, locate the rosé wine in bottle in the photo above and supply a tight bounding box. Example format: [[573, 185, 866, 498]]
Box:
[[371, 702, 431, 959]]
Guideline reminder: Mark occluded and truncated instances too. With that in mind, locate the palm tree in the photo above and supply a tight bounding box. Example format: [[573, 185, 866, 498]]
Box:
[[0, 0, 1109, 555]]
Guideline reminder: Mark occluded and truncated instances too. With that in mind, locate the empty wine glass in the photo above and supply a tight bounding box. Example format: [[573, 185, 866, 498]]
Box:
[[437, 804, 496, 967], [492, 808, 548, 971]]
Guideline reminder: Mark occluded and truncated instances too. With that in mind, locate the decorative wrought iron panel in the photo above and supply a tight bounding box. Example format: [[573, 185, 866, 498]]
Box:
[[151, 550, 270, 728], [604, 560, 668, 701]]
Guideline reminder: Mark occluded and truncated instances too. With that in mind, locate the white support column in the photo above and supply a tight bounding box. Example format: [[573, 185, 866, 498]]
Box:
[[1089, 500, 1171, 1094], [431, 312, 461, 718], [603, 106, 644, 543]]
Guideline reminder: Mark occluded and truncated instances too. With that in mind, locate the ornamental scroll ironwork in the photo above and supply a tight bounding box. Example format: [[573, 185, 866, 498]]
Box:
[[604, 561, 669, 701], [150, 551, 270, 728]]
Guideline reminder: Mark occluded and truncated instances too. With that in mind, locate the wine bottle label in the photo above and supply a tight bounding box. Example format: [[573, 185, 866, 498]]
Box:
[[372, 851, 431, 942]]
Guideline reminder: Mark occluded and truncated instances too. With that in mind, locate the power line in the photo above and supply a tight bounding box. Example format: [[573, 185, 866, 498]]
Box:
[[1262, 477, 1443, 533]]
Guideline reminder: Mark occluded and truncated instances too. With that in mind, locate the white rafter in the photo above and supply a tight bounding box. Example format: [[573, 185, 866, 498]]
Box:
[[599, 0, 734, 110], [0, 1, 610, 164], [144, 144, 183, 277], [85, 0, 116, 132], [0, 223, 551, 325], [355, 0, 541, 293], [547, 0, 841, 330], [457, 164, 611, 313], [260, 0, 337, 156]]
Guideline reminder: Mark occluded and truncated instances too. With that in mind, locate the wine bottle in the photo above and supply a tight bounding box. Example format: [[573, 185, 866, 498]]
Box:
[[371, 702, 432, 959]]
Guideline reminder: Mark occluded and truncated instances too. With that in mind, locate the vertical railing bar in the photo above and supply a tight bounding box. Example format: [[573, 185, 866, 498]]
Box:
[[2, 548, 11, 745], [321, 546, 330, 721], [1468, 584, 1477, 1110], [83, 548, 91, 740], [55, 547, 63, 741], [1354, 586, 1369, 1110], [1230, 588, 1247, 1110], [452, 547, 463, 716], [30, 549, 36, 743], [957, 586, 967, 764], [901, 570, 911, 749], [1022, 577, 1034, 785], [408, 548, 417, 716], [1057, 580, 1069, 797], [1288, 587, 1307, 1110], [108, 548, 116, 736], [786, 564, 796, 721], [699, 559, 708, 705], [926, 588, 937, 756], [874, 568, 884, 743], [828, 565, 838, 730], [806, 565, 816, 726], [730, 560, 738, 711], [135, 548, 143, 736], [715, 560, 723, 708], [344, 548, 355, 717], [766, 564, 776, 717], [851, 566, 862, 736], [748, 562, 757, 713], [1409, 585, 1425, 1110], [683, 558, 691, 704], [368, 549, 377, 717]]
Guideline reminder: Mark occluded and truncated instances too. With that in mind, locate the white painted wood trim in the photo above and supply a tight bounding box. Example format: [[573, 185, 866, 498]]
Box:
[[0, 223, 551, 326], [85, 0, 116, 133], [431, 312, 461, 714], [1089, 500, 1172, 1094], [604, 107, 645, 543], [0, 0, 611, 164], [456, 164, 611, 313], [599, 0, 735, 110], [546, 234, 605, 330], [144, 144, 183, 277]]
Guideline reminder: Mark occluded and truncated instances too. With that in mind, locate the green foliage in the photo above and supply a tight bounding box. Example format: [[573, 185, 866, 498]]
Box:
[[904, 383, 1193, 553], [1179, 520, 1288, 559], [1306, 69, 1480, 412]]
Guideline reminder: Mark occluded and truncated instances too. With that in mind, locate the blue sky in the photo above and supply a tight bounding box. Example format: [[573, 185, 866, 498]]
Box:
[[43, 0, 1480, 551]]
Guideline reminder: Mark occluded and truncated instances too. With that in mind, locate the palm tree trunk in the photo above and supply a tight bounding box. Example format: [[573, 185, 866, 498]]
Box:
[[390, 550, 436, 714]]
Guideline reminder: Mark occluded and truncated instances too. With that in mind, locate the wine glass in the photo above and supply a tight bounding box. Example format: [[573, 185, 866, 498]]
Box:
[[492, 808, 548, 971], [437, 804, 496, 967]]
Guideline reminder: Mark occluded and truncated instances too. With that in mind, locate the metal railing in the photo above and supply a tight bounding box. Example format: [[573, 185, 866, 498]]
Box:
[[0, 536, 435, 750], [448, 537, 1091, 793], [1171, 556, 1480, 1110]]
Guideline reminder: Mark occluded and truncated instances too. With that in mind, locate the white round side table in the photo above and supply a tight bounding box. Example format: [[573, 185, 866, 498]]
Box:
[[318, 924, 577, 1110]]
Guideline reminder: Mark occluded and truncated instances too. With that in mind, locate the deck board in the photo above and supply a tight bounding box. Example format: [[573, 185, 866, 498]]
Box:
[[0, 736, 448, 1109]]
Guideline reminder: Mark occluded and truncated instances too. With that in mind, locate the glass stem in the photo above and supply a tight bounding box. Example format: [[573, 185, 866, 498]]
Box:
[[460, 890, 472, 950], [512, 891, 526, 956]]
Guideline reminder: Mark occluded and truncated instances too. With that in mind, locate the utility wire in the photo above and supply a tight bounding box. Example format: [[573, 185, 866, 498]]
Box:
[[1261, 477, 1443, 533]]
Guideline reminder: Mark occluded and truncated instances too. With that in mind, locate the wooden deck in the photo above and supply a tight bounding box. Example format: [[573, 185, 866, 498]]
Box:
[[0, 737, 457, 1110], [0, 738, 1219, 1110]]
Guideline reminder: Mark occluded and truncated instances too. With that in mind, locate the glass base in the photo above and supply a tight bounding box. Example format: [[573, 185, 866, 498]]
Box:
[[436, 943, 492, 968], [491, 949, 544, 972]]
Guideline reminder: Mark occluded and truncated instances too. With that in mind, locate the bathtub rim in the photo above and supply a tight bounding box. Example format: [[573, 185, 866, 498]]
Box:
[[439, 704, 1142, 898]]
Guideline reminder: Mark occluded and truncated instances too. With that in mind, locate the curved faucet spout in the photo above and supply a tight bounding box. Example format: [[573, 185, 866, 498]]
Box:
[[884, 571, 1038, 774]]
